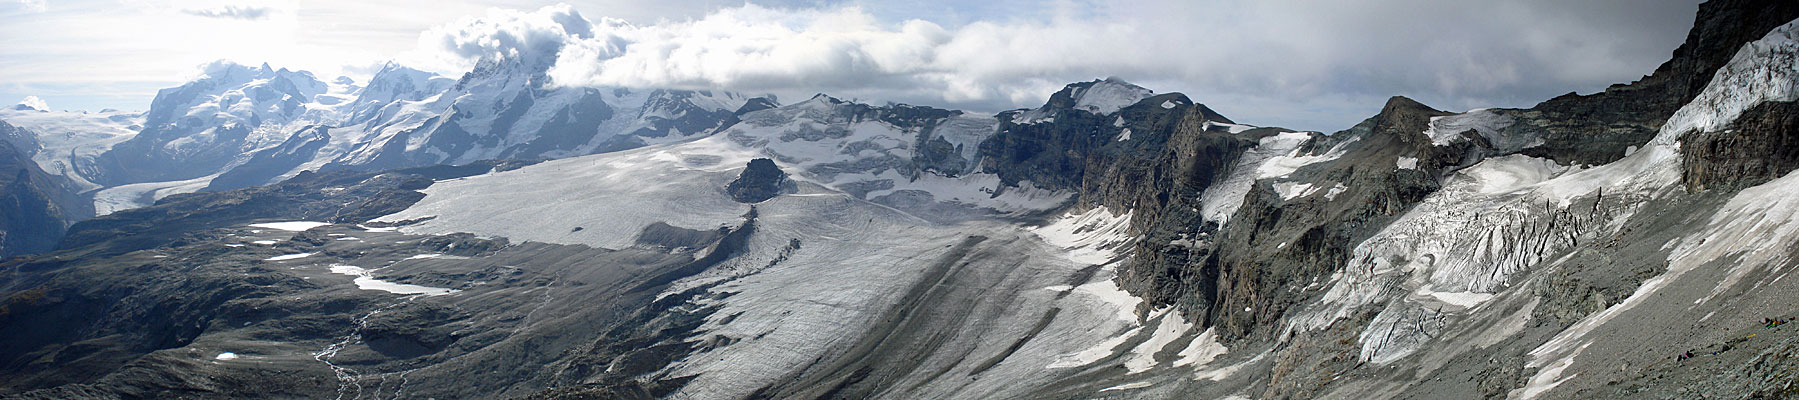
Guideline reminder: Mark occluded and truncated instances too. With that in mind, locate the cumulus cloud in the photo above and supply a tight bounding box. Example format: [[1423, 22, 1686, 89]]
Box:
[[181, 5, 274, 20], [409, 4, 603, 72], [16, 96, 48, 111], [404, 1, 1693, 130]]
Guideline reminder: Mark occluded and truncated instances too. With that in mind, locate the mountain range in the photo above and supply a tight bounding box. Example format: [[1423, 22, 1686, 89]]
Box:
[[2, 0, 1798, 398]]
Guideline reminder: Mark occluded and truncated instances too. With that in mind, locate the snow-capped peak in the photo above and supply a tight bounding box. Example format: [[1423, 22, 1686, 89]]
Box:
[[339, 62, 454, 124]]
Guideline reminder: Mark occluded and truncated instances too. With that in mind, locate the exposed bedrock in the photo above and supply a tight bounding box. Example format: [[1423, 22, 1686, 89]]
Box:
[[1682, 100, 1799, 191], [725, 158, 791, 203]]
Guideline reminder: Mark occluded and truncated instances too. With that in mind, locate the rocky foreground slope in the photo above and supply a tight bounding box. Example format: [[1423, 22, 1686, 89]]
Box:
[[3, 1, 1799, 399]]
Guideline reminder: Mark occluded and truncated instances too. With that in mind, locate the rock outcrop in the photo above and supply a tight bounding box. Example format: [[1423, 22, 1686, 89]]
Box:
[[1682, 100, 1799, 191], [725, 158, 788, 203]]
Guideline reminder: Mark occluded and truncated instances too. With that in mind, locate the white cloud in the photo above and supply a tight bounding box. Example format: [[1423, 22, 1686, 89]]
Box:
[[17, 95, 48, 110]]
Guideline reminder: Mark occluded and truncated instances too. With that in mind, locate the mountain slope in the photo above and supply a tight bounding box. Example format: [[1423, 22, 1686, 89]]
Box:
[[0, 120, 85, 257]]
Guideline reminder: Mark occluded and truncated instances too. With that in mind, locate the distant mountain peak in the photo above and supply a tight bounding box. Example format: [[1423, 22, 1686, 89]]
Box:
[[14, 96, 48, 112]]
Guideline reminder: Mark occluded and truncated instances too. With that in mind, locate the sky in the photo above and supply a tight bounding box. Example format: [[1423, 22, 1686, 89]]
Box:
[[1, 0, 1699, 132]]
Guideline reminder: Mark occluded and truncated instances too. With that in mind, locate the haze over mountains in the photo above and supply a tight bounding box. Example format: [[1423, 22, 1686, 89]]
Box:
[[2, 1, 1799, 399]]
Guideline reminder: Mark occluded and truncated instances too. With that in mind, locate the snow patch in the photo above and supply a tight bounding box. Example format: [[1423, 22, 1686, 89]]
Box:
[[1414, 287, 1494, 308], [1323, 183, 1349, 200], [214, 352, 239, 360], [1048, 326, 1140, 369], [328, 264, 457, 296], [1124, 312, 1193, 373], [1272, 182, 1317, 201], [1203, 121, 1256, 134], [1396, 156, 1418, 170], [1070, 278, 1146, 323], [264, 253, 314, 261], [1173, 327, 1228, 367], [404, 254, 470, 260], [1030, 207, 1134, 265], [1257, 134, 1356, 179], [1199, 130, 1317, 224], [1100, 382, 1153, 392]]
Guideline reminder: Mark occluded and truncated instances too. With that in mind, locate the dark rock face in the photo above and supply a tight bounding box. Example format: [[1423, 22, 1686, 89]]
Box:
[[726, 158, 788, 203], [0, 120, 84, 258], [1513, 0, 1799, 166], [0, 147, 64, 258], [978, 90, 1216, 192], [1085, 106, 1260, 311], [1682, 101, 1799, 191]]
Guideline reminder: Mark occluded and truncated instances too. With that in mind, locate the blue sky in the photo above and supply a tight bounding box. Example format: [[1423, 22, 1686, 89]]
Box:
[[1, 0, 1698, 131]]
